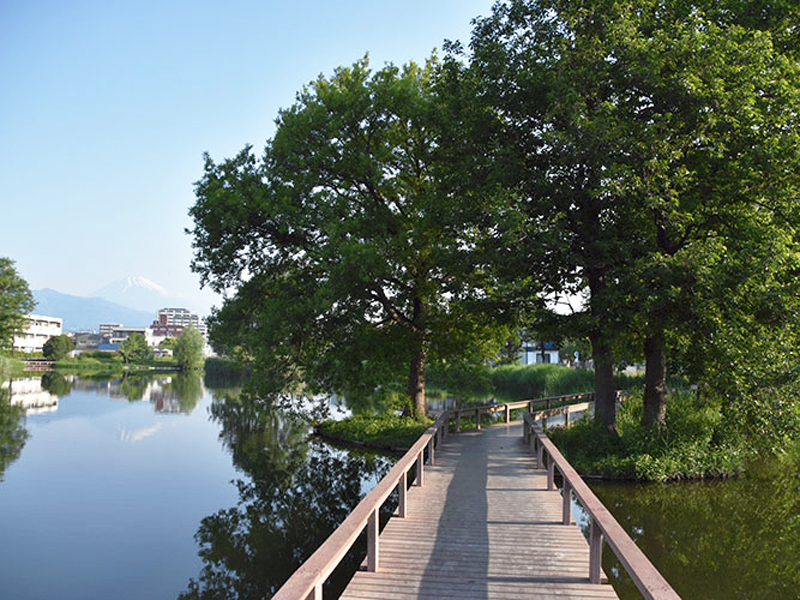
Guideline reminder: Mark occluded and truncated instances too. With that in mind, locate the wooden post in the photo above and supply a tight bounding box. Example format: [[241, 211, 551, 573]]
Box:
[[590, 519, 603, 584], [562, 481, 572, 525], [547, 458, 555, 491], [565, 407, 571, 427], [456, 410, 461, 433], [536, 439, 544, 469], [505, 404, 510, 423], [416, 452, 424, 487], [476, 408, 481, 430], [523, 420, 530, 443], [306, 583, 322, 600], [398, 471, 407, 518], [367, 507, 379, 572], [428, 437, 435, 466]]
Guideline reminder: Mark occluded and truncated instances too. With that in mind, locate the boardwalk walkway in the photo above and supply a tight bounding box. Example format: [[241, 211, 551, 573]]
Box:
[[340, 423, 619, 600]]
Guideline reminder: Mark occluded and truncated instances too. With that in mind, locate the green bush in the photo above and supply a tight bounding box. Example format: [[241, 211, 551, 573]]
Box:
[[319, 413, 432, 450], [549, 390, 749, 481]]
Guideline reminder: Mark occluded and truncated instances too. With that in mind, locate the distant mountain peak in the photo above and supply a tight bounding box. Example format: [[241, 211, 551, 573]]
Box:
[[119, 275, 168, 295], [91, 276, 183, 313]]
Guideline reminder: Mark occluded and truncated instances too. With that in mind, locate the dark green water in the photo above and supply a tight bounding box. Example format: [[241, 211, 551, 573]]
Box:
[[581, 473, 800, 600]]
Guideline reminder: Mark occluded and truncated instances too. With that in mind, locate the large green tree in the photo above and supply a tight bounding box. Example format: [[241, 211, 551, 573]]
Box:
[[174, 326, 205, 371], [0, 258, 35, 350], [468, 0, 800, 429], [189, 57, 508, 417]]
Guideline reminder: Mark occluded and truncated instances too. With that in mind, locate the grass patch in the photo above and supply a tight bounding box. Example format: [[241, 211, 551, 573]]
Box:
[[319, 413, 433, 451], [549, 390, 749, 481]]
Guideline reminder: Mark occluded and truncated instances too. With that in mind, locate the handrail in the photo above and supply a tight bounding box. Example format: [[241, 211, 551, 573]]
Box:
[[523, 413, 681, 600], [450, 391, 595, 431], [272, 411, 450, 600]]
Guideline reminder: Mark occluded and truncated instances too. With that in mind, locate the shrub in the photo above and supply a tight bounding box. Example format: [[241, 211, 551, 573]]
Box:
[[549, 390, 749, 481]]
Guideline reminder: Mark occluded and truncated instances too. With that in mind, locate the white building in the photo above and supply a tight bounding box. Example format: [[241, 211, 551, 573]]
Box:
[[520, 341, 560, 365], [108, 326, 158, 348], [12, 314, 63, 353]]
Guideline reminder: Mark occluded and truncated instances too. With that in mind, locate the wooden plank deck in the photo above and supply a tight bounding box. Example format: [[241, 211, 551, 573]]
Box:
[[340, 423, 619, 600]]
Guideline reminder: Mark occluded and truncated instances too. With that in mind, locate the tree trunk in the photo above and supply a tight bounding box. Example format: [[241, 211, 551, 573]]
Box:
[[642, 329, 668, 427], [590, 332, 617, 434], [408, 341, 427, 418], [587, 266, 617, 435]]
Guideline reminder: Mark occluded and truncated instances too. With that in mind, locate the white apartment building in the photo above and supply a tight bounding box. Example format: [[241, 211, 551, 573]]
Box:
[[12, 314, 63, 353]]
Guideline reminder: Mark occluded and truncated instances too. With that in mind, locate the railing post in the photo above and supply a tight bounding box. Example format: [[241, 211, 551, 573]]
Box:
[[547, 457, 555, 491], [398, 470, 407, 517], [476, 408, 481, 430], [416, 451, 424, 486], [523, 419, 530, 443], [306, 583, 322, 600], [505, 404, 510, 423], [367, 507, 379, 572], [589, 519, 603, 584], [562, 480, 572, 525], [428, 437, 435, 466], [456, 410, 461, 433], [536, 439, 544, 469], [565, 407, 571, 427]]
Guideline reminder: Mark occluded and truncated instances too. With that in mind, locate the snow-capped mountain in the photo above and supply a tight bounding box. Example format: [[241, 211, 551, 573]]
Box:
[[91, 275, 184, 313]]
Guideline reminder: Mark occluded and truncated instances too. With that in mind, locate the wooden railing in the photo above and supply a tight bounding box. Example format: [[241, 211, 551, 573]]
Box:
[[272, 411, 450, 600], [450, 392, 595, 431], [522, 413, 681, 600]]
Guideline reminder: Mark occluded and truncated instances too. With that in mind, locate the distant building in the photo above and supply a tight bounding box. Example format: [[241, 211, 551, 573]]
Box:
[[99, 323, 123, 337], [150, 308, 207, 339], [12, 314, 63, 353], [107, 326, 157, 347], [520, 341, 560, 365]]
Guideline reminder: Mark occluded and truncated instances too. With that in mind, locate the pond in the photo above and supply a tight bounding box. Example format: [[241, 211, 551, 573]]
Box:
[[3, 376, 799, 599], [574, 471, 800, 599], [0, 373, 394, 600]]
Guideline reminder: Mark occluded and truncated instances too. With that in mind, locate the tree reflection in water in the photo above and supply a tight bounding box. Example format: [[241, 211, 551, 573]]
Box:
[[180, 395, 395, 600], [0, 384, 28, 482], [586, 471, 800, 600]]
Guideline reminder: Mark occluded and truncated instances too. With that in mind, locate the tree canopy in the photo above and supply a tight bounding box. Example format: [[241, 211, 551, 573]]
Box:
[[467, 0, 800, 430], [0, 258, 35, 350], [189, 57, 511, 416], [42, 334, 74, 361], [174, 326, 205, 371], [119, 333, 153, 364]]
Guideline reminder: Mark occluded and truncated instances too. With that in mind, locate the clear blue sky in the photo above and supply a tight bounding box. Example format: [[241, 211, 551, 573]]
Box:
[[0, 0, 495, 314]]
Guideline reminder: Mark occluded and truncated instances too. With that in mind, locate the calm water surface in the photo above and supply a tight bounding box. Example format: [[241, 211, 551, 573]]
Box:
[[577, 473, 800, 600], [0, 374, 393, 600]]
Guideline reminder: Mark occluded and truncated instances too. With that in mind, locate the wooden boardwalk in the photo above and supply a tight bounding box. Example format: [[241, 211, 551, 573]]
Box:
[[340, 423, 619, 600]]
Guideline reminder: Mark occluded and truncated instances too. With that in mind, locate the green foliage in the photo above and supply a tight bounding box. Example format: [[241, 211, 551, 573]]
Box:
[[203, 357, 248, 387], [174, 325, 205, 371], [0, 258, 35, 350], [488, 364, 595, 401], [118, 333, 153, 364], [159, 336, 178, 350], [188, 56, 512, 417], [319, 413, 432, 451], [42, 334, 74, 361], [550, 391, 749, 481]]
